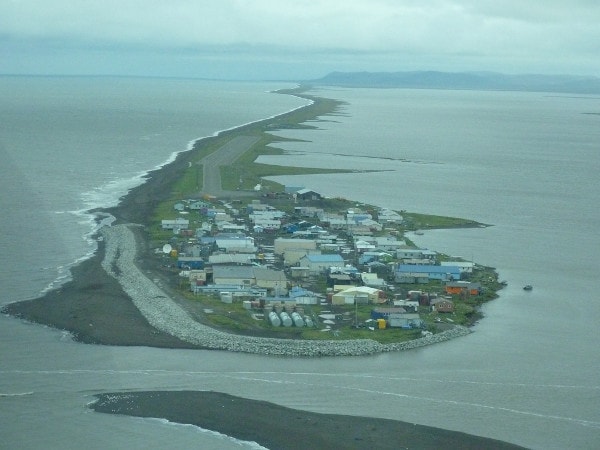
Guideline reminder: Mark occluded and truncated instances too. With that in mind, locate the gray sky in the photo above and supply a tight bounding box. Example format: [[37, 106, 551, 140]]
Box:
[[1, 0, 599, 79]]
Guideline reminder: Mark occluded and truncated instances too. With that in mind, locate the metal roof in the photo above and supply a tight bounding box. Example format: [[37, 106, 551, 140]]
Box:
[[397, 264, 460, 274], [304, 254, 344, 263]]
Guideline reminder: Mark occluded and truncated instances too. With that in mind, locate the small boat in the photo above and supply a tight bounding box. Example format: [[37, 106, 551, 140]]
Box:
[[523, 285, 533, 291]]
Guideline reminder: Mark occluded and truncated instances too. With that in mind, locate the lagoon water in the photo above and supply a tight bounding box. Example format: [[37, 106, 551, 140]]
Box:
[[1, 78, 599, 449]]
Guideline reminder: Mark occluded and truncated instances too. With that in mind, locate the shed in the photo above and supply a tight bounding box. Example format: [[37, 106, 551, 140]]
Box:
[[388, 313, 424, 329], [295, 188, 322, 201], [444, 281, 481, 296], [177, 257, 204, 270]]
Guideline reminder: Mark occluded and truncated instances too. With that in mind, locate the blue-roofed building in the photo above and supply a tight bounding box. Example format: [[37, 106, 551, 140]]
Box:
[[395, 264, 461, 283], [177, 256, 204, 270], [289, 286, 319, 305], [298, 253, 345, 274]]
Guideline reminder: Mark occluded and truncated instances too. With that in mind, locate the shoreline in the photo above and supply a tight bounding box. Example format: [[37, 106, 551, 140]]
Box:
[[90, 391, 526, 450]]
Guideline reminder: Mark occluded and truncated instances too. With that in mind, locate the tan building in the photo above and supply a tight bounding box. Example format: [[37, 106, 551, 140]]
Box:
[[253, 268, 288, 295], [331, 286, 385, 305], [274, 238, 317, 255]]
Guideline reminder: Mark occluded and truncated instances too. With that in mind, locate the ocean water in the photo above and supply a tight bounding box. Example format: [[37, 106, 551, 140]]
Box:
[[0, 76, 309, 300], [1, 78, 599, 449]]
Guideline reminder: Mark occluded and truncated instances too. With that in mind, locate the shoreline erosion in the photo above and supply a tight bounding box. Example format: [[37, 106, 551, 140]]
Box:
[[2, 85, 519, 449]]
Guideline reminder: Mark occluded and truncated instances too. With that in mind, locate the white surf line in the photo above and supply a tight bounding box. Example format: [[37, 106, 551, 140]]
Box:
[[232, 371, 600, 390], [0, 392, 34, 397], [2, 369, 598, 391], [3, 369, 597, 428], [219, 375, 600, 430], [144, 418, 269, 450]]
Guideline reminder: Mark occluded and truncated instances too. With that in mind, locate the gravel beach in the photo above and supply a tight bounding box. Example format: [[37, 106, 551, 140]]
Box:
[[91, 391, 527, 450], [98, 223, 471, 356]]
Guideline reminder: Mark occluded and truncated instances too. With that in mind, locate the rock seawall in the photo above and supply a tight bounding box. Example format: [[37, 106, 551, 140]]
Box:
[[101, 224, 471, 357]]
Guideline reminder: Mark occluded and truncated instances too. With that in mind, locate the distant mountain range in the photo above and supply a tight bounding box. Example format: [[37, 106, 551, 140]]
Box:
[[310, 71, 600, 94]]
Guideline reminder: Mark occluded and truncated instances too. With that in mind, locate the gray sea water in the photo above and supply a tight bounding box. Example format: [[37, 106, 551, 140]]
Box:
[[1, 78, 599, 449]]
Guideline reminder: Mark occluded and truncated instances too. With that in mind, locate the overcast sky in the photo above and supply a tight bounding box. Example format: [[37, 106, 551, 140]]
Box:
[[1, 0, 599, 80]]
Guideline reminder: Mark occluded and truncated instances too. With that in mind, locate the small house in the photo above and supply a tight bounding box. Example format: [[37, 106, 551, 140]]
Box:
[[289, 286, 319, 305], [370, 307, 406, 320], [431, 298, 455, 313], [299, 253, 345, 274], [295, 188, 323, 201], [396, 248, 437, 261], [360, 272, 386, 288]]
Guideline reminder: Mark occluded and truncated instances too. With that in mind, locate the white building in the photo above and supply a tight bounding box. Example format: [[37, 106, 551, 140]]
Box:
[[161, 218, 189, 230]]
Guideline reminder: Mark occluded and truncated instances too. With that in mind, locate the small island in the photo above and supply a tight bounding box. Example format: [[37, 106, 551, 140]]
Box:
[[2, 86, 504, 355], [2, 85, 517, 450]]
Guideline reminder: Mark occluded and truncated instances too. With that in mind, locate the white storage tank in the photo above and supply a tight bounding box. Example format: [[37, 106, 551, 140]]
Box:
[[268, 311, 281, 327], [279, 311, 293, 327], [220, 292, 233, 304], [291, 312, 305, 327]]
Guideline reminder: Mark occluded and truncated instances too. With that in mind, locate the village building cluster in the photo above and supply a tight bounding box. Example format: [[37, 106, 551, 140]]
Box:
[[157, 189, 485, 332]]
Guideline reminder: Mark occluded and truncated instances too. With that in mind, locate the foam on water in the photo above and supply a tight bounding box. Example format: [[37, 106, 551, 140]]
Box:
[[146, 418, 270, 450]]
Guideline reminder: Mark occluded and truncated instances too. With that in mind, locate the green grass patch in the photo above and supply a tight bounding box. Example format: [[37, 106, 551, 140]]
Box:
[[402, 212, 486, 230]]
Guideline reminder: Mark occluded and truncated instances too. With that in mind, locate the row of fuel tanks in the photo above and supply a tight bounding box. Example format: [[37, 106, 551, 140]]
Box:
[[265, 306, 314, 328]]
